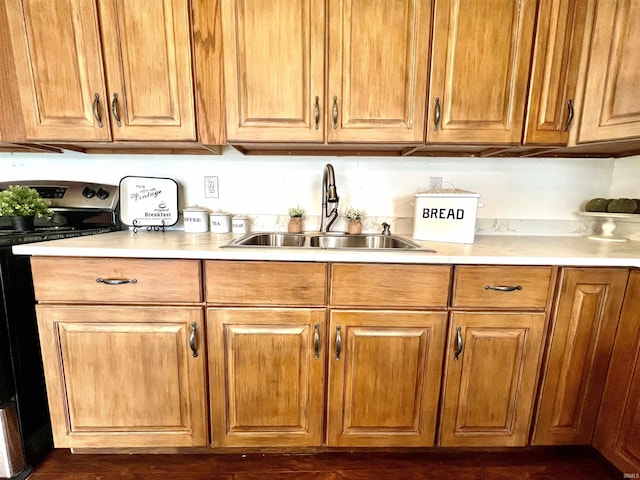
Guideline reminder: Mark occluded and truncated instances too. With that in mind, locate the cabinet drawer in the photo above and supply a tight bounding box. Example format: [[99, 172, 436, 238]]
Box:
[[452, 266, 553, 309], [205, 261, 327, 305], [330, 263, 451, 308], [31, 257, 202, 303]]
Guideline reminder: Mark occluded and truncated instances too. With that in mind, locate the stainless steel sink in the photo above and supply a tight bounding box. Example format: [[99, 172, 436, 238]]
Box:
[[226, 232, 306, 247], [224, 232, 433, 251], [307, 234, 422, 249]]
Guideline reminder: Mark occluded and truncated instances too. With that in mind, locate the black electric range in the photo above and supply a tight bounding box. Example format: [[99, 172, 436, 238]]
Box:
[[0, 181, 120, 479]]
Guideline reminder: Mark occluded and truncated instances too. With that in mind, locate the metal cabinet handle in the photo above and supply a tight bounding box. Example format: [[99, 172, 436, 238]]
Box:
[[332, 96, 338, 129], [190, 322, 198, 357], [563, 99, 575, 132], [335, 325, 341, 360], [314, 96, 320, 130], [313, 323, 320, 358], [92, 93, 103, 128], [454, 326, 463, 360], [434, 97, 441, 131], [111, 93, 122, 127], [483, 285, 523, 292], [96, 278, 137, 285]]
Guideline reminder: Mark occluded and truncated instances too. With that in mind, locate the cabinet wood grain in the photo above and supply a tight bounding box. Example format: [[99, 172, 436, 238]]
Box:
[[593, 271, 640, 473], [578, 0, 640, 142], [327, 310, 446, 447], [207, 308, 326, 447], [326, 0, 431, 143], [36, 305, 208, 448], [452, 266, 553, 309], [205, 261, 327, 305], [524, 0, 587, 145], [439, 312, 546, 447], [5, 0, 196, 142], [533, 268, 629, 445], [330, 263, 451, 308], [221, 0, 325, 142], [426, 0, 536, 144], [31, 257, 202, 303]]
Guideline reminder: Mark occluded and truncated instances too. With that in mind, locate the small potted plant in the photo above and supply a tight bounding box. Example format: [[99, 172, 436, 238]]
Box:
[[287, 206, 305, 233], [345, 207, 365, 234], [0, 185, 53, 231]]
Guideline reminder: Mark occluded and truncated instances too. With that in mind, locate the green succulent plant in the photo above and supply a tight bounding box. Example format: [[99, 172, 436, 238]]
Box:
[[345, 207, 365, 221], [0, 185, 53, 218], [288, 206, 305, 218]]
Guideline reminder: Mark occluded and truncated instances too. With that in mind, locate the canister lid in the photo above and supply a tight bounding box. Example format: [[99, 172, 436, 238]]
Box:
[[415, 188, 479, 198], [183, 205, 209, 212], [209, 210, 231, 216]]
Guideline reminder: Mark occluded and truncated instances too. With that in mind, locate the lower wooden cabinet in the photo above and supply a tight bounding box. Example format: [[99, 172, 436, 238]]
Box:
[[439, 312, 546, 447], [327, 310, 447, 447], [533, 268, 629, 445], [36, 305, 208, 448], [593, 271, 640, 473], [207, 308, 326, 447]]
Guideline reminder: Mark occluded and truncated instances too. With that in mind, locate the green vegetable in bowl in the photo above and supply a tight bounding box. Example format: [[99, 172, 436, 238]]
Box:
[[584, 198, 610, 212], [607, 198, 637, 214]]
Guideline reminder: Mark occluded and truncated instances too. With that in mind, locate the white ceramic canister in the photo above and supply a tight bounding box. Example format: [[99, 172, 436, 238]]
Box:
[[232, 215, 250, 234], [182, 205, 209, 233], [209, 211, 231, 233]]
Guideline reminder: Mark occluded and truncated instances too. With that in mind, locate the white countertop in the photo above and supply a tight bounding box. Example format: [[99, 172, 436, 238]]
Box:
[[11, 231, 640, 267]]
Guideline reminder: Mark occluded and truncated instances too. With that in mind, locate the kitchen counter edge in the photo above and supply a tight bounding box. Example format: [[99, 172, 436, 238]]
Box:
[[10, 231, 640, 267]]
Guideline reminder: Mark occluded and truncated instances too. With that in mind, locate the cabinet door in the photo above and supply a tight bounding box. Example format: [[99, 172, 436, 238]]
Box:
[[36, 305, 208, 448], [5, 0, 110, 141], [593, 271, 640, 473], [426, 0, 536, 144], [98, 0, 196, 141], [221, 0, 325, 142], [208, 308, 326, 447], [439, 312, 545, 447], [326, 0, 431, 144], [523, 0, 587, 145], [327, 311, 446, 447], [578, 1, 640, 142], [533, 268, 629, 445]]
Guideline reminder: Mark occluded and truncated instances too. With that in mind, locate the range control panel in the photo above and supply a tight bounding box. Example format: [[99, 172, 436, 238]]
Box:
[[0, 181, 119, 210]]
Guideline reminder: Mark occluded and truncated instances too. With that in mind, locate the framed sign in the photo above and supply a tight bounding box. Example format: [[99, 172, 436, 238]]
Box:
[[119, 176, 179, 227]]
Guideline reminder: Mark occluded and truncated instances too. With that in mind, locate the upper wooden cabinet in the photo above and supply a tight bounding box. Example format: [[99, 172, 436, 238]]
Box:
[[523, 0, 587, 145], [4, 0, 207, 144], [576, 0, 640, 143], [425, 0, 536, 144], [222, 0, 432, 144]]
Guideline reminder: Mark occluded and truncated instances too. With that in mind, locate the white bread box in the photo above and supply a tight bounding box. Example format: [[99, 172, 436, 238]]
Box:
[[413, 189, 480, 244]]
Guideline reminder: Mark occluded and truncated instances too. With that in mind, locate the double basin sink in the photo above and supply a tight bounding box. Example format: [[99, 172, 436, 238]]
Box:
[[224, 232, 434, 251]]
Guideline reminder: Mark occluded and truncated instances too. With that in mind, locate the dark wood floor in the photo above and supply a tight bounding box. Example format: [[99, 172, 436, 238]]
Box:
[[28, 447, 623, 479]]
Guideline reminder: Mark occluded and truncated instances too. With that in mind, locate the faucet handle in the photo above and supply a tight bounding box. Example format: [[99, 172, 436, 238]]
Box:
[[381, 222, 391, 235]]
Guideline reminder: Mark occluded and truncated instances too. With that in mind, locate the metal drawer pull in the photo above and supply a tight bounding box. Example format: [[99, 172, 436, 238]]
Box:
[[96, 278, 137, 285], [335, 325, 342, 360], [332, 96, 338, 129], [313, 323, 320, 358], [434, 97, 441, 131], [190, 322, 198, 357], [314, 96, 320, 130], [454, 326, 463, 360], [563, 99, 574, 132], [111, 93, 122, 127], [92, 93, 103, 127], [483, 285, 523, 292]]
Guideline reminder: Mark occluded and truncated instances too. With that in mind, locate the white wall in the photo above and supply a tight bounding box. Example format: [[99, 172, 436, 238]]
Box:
[[611, 155, 640, 198], [0, 147, 627, 222]]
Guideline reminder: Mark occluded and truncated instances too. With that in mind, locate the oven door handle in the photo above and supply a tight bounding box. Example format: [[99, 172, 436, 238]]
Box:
[[96, 278, 138, 285]]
